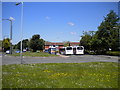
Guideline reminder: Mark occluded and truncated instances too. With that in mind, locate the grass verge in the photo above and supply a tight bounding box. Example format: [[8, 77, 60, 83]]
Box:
[[106, 51, 120, 56], [2, 62, 119, 88], [7, 52, 58, 57]]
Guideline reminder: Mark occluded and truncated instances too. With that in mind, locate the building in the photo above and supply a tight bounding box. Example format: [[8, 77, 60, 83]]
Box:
[[44, 42, 80, 50], [44, 42, 64, 50]]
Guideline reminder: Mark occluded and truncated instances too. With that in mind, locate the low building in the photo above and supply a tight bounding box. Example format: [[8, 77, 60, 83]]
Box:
[[44, 42, 80, 50], [69, 42, 80, 46]]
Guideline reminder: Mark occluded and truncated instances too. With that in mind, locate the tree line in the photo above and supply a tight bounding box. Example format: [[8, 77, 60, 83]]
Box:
[[2, 34, 45, 52], [80, 10, 120, 54], [2, 10, 119, 54]]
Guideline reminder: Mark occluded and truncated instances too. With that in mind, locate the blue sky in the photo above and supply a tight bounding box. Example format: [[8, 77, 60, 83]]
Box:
[[2, 2, 118, 44]]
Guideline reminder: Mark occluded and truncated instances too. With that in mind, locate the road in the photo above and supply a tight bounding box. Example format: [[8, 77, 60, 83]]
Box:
[[2, 55, 118, 65]]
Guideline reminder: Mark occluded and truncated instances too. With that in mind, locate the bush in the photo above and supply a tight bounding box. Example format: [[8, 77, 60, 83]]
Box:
[[85, 50, 107, 55], [36, 50, 40, 53], [84, 50, 90, 54], [30, 49, 33, 52], [106, 51, 120, 56]]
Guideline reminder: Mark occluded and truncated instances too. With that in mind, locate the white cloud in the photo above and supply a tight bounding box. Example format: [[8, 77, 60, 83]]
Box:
[[68, 22, 75, 26], [45, 16, 50, 20], [70, 32, 76, 35]]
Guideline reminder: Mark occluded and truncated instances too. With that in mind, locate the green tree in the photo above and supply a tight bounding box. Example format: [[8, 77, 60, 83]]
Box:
[[39, 38, 45, 50], [96, 10, 119, 51], [16, 41, 21, 50], [80, 31, 93, 50], [29, 34, 45, 52], [89, 35, 103, 54], [63, 41, 70, 47], [80, 10, 119, 54], [0, 40, 2, 52], [22, 39, 29, 49], [13, 44, 17, 49], [0, 40, 2, 47], [15, 39, 29, 50], [2, 38, 10, 52], [0, 40, 2, 49]]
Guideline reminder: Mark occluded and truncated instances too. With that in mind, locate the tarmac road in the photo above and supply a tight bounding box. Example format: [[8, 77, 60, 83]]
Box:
[[2, 55, 118, 65]]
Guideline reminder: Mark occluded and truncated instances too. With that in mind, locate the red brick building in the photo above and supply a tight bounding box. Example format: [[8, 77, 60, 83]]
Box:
[[44, 42, 80, 50]]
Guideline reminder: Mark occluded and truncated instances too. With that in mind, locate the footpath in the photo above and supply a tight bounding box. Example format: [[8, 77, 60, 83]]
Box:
[[56, 53, 70, 57]]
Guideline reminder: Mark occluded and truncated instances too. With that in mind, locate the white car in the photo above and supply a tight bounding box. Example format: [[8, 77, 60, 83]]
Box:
[[23, 49, 26, 52], [6, 50, 10, 54]]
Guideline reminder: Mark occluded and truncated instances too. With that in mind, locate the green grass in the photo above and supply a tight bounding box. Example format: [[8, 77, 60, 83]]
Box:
[[106, 51, 120, 56], [8, 52, 58, 57], [2, 62, 119, 88]]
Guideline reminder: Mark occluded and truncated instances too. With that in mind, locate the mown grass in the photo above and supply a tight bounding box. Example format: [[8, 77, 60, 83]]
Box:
[[2, 62, 119, 88], [8, 52, 58, 57], [106, 51, 120, 56]]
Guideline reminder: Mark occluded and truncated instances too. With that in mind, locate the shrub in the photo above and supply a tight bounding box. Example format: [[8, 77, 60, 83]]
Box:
[[106, 51, 120, 56]]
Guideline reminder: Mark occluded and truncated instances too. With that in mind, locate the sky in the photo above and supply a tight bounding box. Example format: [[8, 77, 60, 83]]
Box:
[[2, 2, 118, 44]]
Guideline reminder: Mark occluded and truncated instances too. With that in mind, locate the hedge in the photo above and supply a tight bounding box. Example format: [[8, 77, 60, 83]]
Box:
[[106, 51, 120, 56]]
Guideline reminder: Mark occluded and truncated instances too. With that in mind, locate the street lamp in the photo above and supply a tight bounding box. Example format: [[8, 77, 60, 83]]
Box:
[[2, 17, 15, 54], [16, 2, 23, 64]]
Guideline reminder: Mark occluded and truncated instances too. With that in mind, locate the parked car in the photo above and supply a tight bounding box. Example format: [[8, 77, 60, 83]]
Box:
[[6, 50, 10, 54], [15, 50, 20, 53], [44, 49, 48, 53], [23, 49, 26, 52]]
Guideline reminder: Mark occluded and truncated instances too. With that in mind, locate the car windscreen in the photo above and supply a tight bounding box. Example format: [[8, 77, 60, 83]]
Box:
[[45, 50, 48, 51], [60, 48, 65, 51], [51, 48, 56, 51], [66, 47, 72, 50], [77, 47, 83, 50]]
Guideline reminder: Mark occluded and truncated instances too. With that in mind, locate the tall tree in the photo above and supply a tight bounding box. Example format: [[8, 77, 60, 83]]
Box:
[[29, 34, 45, 52], [96, 10, 119, 51]]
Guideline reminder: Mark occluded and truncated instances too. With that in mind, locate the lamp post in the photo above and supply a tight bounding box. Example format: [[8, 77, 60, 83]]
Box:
[[16, 2, 23, 64], [2, 17, 14, 54]]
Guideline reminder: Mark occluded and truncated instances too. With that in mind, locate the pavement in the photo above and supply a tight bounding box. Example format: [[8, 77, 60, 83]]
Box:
[[2, 54, 119, 65], [56, 53, 70, 57]]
